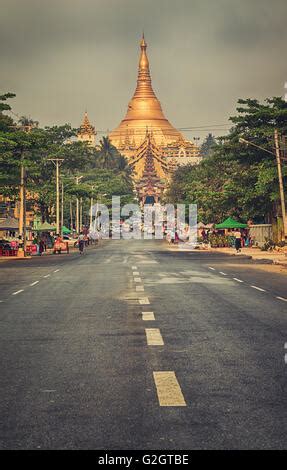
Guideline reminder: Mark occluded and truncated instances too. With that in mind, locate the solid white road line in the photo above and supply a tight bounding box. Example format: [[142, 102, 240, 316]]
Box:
[[208, 267, 215, 270], [277, 296, 287, 302], [146, 328, 164, 346], [139, 298, 150, 305], [12, 290, 24, 295], [153, 371, 187, 407], [142, 311, 155, 321], [251, 285, 266, 292], [30, 281, 39, 286], [136, 285, 144, 292], [134, 277, 142, 283], [233, 278, 244, 283], [219, 271, 227, 276]]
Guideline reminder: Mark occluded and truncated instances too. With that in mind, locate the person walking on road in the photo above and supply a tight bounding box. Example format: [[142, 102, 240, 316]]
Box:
[[234, 229, 242, 253], [78, 232, 85, 255]]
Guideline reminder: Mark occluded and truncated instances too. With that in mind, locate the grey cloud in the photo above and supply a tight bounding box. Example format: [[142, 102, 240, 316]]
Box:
[[1, 0, 287, 139]]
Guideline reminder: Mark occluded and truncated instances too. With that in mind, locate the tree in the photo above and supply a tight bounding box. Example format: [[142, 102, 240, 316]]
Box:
[[0, 93, 15, 131], [96, 136, 120, 169], [0, 93, 134, 227], [200, 133, 217, 158], [167, 97, 287, 224]]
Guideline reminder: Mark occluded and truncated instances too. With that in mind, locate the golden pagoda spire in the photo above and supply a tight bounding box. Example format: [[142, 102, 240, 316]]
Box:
[[133, 33, 156, 99], [109, 34, 184, 150]]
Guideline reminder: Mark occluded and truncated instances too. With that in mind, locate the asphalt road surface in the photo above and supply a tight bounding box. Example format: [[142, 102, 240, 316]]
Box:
[[0, 240, 287, 450]]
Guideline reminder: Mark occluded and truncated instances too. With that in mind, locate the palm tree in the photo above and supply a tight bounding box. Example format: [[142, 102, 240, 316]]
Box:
[[97, 136, 117, 169], [18, 115, 39, 132], [116, 155, 134, 184]]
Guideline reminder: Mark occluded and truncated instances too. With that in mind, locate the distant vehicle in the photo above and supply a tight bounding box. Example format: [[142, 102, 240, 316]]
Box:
[[62, 235, 77, 247], [53, 235, 76, 248]]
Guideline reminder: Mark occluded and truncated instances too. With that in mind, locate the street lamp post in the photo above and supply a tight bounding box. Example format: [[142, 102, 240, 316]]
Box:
[[75, 175, 83, 234], [90, 185, 95, 228], [48, 158, 64, 235], [239, 135, 287, 240], [61, 181, 64, 233], [18, 158, 27, 256], [274, 129, 287, 239]]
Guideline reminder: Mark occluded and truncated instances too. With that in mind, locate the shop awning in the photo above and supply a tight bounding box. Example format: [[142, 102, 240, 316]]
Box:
[[215, 217, 248, 229], [33, 222, 56, 231], [0, 217, 19, 231]]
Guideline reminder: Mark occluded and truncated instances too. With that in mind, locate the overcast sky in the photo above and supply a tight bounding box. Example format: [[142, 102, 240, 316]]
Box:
[[1, 0, 287, 140]]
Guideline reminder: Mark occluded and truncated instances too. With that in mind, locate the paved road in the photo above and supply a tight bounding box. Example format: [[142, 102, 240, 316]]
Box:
[[0, 240, 287, 449]]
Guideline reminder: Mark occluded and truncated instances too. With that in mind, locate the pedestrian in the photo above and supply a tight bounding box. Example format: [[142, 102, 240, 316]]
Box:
[[233, 229, 242, 253], [78, 231, 85, 255], [39, 239, 45, 256]]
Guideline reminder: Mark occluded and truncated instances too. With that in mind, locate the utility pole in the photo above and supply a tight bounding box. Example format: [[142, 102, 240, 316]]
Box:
[[48, 158, 64, 235], [80, 197, 83, 231], [61, 181, 64, 233], [75, 175, 83, 234], [18, 158, 27, 256], [70, 200, 73, 231], [274, 129, 287, 240], [90, 195, 93, 227], [90, 185, 95, 227]]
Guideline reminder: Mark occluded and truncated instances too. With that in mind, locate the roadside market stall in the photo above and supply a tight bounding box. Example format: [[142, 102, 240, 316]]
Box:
[[0, 217, 20, 256], [29, 221, 56, 254], [214, 217, 248, 247]]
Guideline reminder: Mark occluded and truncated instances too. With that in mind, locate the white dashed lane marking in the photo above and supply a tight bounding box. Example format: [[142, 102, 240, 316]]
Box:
[[53, 269, 60, 273], [277, 296, 287, 302], [136, 286, 144, 292], [30, 281, 39, 286], [133, 271, 140, 276], [12, 290, 24, 295], [219, 272, 227, 276], [251, 285, 266, 292], [139, 298, 150, 305], [233, 278, 244, 283], [43, 274, 50, 278], [208, 267, 215, 270], [153, 371, 187, 407], [146, 328, 164, 346], [142, 311, 155, 321], [131, 266, 138, 270], [134, 277, 142, 283]]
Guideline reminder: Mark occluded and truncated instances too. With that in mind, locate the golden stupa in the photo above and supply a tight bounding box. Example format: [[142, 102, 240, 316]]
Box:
[[109, 34, 184, 149]]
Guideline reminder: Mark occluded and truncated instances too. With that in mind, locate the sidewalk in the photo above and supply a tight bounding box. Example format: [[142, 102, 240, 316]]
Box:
[[0, 242, 100, 262], [166, 242, 287, 267], [202, 246, 287, 266]]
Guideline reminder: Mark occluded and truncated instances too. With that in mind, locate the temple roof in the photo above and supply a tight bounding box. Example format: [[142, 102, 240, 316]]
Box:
[[131, 132, 169, 186], [78, 111, 96, 136], [109, 35, 183, 149]]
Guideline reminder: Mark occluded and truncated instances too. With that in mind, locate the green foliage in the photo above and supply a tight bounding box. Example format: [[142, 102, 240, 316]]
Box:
[[0, 92, 133, 224], [200, 133, 217, 158], [167, 97, 287, 223]]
